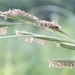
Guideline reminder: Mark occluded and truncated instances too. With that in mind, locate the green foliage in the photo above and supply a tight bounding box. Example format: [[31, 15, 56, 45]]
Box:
[[0, 0, 75, 75]]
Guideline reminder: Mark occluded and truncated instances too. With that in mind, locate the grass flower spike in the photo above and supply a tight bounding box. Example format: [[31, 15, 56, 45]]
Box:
[[49, 59, 75, 69]]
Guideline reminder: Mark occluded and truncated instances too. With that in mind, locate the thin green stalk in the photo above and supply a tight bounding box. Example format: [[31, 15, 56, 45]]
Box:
[[0, 22, 26, 27]]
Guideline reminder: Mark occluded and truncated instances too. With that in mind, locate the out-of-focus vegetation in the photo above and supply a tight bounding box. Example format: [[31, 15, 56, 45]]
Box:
[[0, 0, 75, 75]]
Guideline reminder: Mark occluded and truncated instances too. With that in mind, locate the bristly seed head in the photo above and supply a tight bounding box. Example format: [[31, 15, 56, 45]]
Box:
[[0, 9, 39, 21], [15, 30, 48, 46], [37, 20, 61, 30], [49, 59, 75, 69], [0, 9, 61, 31]]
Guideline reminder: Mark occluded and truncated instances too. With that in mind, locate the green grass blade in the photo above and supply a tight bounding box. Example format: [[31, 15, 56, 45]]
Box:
[[59, 42, 75, 50], [16, 30, 75, 44]]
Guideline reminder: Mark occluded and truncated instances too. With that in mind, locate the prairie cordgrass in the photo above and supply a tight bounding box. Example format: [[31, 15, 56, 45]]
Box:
[[0, 9, 75, 68]]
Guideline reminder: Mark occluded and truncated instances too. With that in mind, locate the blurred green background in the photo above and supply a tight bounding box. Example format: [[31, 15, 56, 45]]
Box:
[[0, 0, 75, 75]]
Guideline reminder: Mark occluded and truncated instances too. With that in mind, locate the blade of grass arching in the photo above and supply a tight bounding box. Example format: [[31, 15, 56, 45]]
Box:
[[23, 35, 75, 44], [15, 31, 75, 44], [10, 15, 72, 38], [59, 42, 75, 50], [45, 27, 71, 38], [56, 29, 71, 38], [9, 15, 71, 38], [0, 34, 74, 44]]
